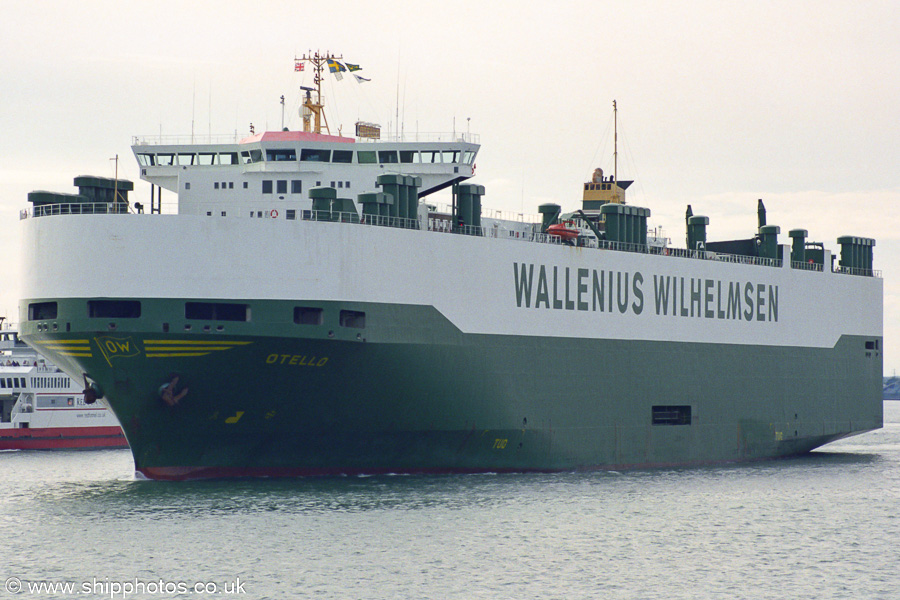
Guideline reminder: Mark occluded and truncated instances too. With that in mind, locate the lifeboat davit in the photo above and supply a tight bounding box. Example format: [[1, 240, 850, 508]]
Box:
[[547, 222, 579, 241]]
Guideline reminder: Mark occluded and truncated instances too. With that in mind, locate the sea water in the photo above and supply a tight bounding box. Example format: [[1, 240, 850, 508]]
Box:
[[3, 403, 899, 600]]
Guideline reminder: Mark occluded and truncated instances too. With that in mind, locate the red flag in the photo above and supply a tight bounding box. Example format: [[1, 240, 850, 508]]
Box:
[[294, 62, 304, 72]]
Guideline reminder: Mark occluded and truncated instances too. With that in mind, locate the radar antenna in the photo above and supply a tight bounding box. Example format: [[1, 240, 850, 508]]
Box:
[[293, 51, 342, 134]]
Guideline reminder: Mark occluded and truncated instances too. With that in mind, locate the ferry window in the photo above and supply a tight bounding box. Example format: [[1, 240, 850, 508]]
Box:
[[28, 302, 57, 320], [294, 306, 323, 325], [345, 181, 350, 189], [339, 310, 366, 329], [333, 150, 353, 163], [229, 182, 234, 189], [357, 151, 376, 164], [399, 151, 415, 163], [157, 154, 175, 166], [442, 151, 458, 163], [214, 182, 219, 189], [88, 300, 141, 318], [652, 405, 692, 426], [185, 182, 191, 190], [137, 154, 155, 166], [243, 182, 248, 189], [464, 151, 476, 164], [177, 154, 195, 166], [378, 151, 398, 164], [277, 180, 287, 194], [330, 181, 335, 188], [262, 180, 273, 194], [338, 181, 343, 188], [219, 152, 238, 165], [185, 302, 249, 322], [291, 180, 302, 193], [198, 153, 216, 166], [286, 209, 296, 220], [266, 149, 297, 162], [300, 149, 331, 162]]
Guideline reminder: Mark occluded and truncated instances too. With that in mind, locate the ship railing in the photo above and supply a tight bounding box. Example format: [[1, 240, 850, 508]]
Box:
[[131, 131, 480, 146], [598, 240, 785, 267], [299, 210, 420, 230], [132, 133, 250, 145], [23, 203, 131, 219], [833, 265, 882, 278], [355, 132, 480, 144], [791, 260, 824, 272]]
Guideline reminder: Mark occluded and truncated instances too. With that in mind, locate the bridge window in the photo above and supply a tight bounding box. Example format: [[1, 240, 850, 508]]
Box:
[[266, 149, 296, 162], [197, 153, 216, 165], [333, 150, 353, 163], [400, 151, 415, 163], [422, 151, 441, 163], [300, 149, 330, 162], [357, 151, 376, 164], [157, 154, 174, 166], [464, 151, 476, 164], [137, 154, 155, 166], [378, 151, 398, 164], [219, 152, 238, 165], [442, 151, 459, 163], [176, 154, 195, 166]]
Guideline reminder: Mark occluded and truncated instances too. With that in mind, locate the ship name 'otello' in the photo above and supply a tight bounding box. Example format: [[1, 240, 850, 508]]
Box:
[[513, 263, 779, 322]]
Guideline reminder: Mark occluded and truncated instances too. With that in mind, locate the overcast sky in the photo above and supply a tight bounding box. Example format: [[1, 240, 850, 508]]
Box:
[[1, 0, 897, 373]]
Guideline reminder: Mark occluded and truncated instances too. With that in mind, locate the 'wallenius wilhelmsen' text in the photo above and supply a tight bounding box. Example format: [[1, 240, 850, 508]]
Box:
[[513, 263, 778, 321]]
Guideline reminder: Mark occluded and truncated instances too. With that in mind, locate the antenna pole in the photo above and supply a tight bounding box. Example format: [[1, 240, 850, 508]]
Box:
[[295, 51, 341, 134], [613, 100, 619, 203]]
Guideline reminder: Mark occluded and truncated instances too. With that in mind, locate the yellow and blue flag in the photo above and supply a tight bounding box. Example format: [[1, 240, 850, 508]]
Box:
[[327, 59, 347, 73]]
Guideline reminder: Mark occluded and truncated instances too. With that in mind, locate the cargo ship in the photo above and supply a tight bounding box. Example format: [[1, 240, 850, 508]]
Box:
[[17, 54, 883, 479], [1, 320, 127, 449]]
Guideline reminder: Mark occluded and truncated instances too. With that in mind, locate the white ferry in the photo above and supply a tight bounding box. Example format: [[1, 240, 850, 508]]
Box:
[[0, 320, 127, 450]]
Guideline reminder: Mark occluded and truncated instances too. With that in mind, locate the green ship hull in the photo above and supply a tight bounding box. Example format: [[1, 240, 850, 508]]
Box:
[[21, 298, 883, 480]]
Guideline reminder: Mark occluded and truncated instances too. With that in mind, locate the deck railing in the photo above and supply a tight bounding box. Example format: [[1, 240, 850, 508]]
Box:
[[20, 203, 881, 278]]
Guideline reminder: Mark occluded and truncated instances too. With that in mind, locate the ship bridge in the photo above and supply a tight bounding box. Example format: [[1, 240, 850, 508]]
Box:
[[131, 129, 479, 216]]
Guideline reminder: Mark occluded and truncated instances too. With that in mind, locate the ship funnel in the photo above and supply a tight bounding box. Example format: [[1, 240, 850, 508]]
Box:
[[685, 205, 693, 247], [538, 204, 561, 232], [687, 215, 709, 251], [789, 229, 808, 263], [837, 235, 876, 274]]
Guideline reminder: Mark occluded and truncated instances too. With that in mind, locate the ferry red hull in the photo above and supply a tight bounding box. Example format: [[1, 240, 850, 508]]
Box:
[[0, 426, 128, 450]]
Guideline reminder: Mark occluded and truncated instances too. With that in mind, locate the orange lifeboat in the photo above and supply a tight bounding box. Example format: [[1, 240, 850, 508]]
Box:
[[547, 221, 579, 241]]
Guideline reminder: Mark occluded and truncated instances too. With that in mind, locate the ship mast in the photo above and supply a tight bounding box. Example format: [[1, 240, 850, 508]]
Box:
[[613, 99, 619, 204], [294, 50, 342, 135]]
